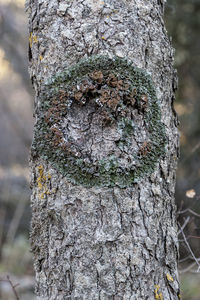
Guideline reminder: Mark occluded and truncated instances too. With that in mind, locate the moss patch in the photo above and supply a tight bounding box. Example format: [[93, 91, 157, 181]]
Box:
[[32, 55, 166, 187]]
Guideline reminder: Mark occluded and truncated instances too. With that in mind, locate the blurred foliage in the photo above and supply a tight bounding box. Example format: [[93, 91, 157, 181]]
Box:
[[180, 273, 200, 300], [165, 2, 200, 299], [0, 236, 33, 276], [0, 1, 34, 298], [166, 0, 200, 191], [166, 0, 200, 80]]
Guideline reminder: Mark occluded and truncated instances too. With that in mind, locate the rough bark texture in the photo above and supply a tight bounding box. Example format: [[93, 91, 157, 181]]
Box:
[[27, 0, 180, 299]]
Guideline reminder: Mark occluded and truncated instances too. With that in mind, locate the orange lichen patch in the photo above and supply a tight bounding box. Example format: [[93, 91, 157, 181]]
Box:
[[166, 273, 174, 282], [37, 165, 47, 199], [154, 285, 163, 300], [33, 35, 38, 43], [37, 165, 46, 190], [39, 55, 43, 60], [29, 32, 38, 48], [36, 165, 52, 199], [29, 32, 33, 48]]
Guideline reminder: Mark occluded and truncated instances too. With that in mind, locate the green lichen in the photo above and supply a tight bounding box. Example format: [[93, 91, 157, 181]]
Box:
[[32, 55, 166, 187]]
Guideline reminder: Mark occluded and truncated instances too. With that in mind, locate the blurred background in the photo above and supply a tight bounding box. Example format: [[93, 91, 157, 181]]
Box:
[[0, 0, 199, 299]]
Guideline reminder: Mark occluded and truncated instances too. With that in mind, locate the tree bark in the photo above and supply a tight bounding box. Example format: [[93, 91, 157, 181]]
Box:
[[27, 0, 180, 299]]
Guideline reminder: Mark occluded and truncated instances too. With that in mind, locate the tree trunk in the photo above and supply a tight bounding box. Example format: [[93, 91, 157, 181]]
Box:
[[27, 0, 180, 299]]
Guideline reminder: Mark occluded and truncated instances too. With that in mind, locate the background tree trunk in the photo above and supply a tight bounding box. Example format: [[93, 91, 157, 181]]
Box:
[[27, 0, 180, 299]]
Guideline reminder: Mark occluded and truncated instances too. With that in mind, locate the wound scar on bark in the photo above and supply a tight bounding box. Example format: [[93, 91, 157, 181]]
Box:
[[32, 55, 166, 187]]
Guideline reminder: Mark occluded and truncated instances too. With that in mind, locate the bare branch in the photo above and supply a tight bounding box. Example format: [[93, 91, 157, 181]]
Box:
[[179, 255, 193, 263], [178, 216, 190, 236], [179, 261, 199, 273], [177, 208, 200, 218], [0, 276, 20, 300], [187, 235, 200, 239], [178, 222, 200, 272]]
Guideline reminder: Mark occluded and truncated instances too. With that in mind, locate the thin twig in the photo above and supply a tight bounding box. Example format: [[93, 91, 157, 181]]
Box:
[[180, 141, 200, 165], [179, 256, 200, 268], [177, 208, 200, 218], [179, 261, 198, 273], [178, 216, 190, 235], [6, 199, 26, 245], [0, 276, 20, 300], [178, 222, 200, 272], [187, 235, 200, 239], [179, 255, 192, 263]]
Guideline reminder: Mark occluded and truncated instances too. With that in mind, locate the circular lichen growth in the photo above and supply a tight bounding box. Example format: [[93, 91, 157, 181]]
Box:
[[32, 55, 166, 187]]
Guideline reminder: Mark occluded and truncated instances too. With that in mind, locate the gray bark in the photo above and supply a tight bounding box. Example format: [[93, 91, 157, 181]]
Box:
[[27, 0, 180, 299]]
